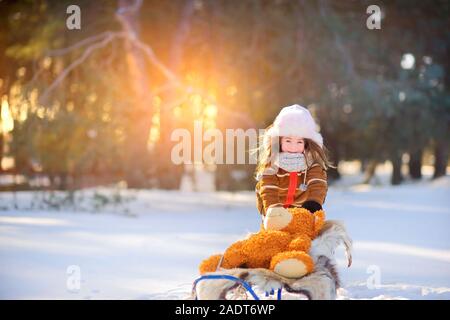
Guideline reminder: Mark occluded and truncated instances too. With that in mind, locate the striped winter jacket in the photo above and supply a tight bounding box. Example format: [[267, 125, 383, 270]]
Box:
[[255, 162, 328, 216]]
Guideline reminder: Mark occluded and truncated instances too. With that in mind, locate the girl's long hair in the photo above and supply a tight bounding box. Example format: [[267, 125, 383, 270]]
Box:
[[252, 124, 336, 179]]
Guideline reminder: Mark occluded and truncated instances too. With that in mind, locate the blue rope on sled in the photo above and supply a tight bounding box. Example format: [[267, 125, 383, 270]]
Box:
[[193, 274, 283, 300]]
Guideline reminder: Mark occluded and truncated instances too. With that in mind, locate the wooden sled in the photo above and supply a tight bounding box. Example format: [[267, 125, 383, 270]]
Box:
[[191, 220, 352, 300]]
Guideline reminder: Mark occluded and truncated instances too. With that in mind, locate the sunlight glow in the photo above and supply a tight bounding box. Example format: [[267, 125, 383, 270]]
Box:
[[204, 104, 217, 118], [1, 95, 14, 133], [226, 85, 237, 96], [147, 108, 160, 149]]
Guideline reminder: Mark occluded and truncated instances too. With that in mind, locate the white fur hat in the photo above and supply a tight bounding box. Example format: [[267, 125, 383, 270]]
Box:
[[267, 104, 323, 147]]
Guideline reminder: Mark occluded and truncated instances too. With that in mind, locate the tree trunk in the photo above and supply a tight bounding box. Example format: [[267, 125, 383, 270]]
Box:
[[390, 152, 403, 185], [360, 159, 367, 173], [215, 165, 234, 191], [0, 131, 3, 173], [409, 148, 422, 180], [433, 139, 449, 179], [363, 160, 378, 184], [156, 0, 195, 190], [116, 0, 153, 188], [325, 135, 341, 181]]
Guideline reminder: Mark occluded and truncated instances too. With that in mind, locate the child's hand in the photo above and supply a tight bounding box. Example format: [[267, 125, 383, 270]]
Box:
[[264, 206, 292, 231], [302, 200, 322, 214]]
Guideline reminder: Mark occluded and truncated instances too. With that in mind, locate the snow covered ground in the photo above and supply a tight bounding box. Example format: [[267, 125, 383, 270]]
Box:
[[0, 168, 449, 300]]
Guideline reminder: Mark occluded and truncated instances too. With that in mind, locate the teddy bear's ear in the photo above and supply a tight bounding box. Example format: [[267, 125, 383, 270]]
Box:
[[313, 210, 326, 237]]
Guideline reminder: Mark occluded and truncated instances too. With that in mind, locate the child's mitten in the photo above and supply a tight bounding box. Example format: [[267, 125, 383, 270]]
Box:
[[302, 200, 322, 214]]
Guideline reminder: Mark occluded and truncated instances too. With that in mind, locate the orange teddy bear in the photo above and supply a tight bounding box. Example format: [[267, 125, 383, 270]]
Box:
[[199, 207, 326, 278]]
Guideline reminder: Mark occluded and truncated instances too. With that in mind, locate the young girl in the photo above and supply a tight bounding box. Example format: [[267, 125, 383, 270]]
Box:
[[255, 105, 334, 227]]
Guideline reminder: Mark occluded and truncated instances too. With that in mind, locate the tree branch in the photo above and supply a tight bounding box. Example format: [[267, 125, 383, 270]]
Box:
[[45, 31, 116, 57], [129, 38, 180, 84], [39, 32, 126, 104]]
